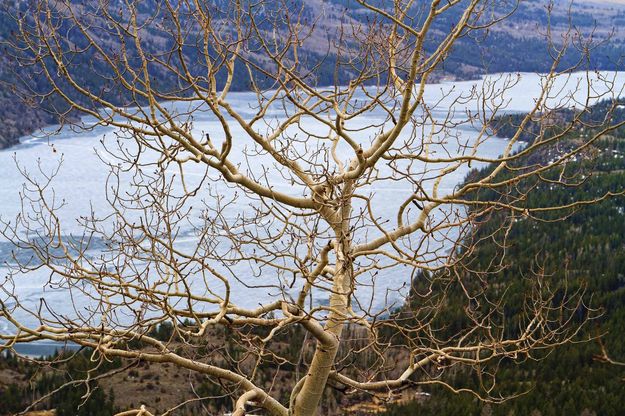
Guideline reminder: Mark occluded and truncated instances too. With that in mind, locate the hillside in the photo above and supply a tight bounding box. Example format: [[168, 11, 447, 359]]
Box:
[[383, 102, 625, 416], [1, 0, 625, 149]]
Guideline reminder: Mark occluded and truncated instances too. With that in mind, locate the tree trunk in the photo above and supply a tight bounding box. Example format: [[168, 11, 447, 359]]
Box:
[[293, 184, 354, 415]]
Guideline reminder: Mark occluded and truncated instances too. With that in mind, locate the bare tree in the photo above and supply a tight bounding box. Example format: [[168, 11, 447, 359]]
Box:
[[1, 0, 624, 415]]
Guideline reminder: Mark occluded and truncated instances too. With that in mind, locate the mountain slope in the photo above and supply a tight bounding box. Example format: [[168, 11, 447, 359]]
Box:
[[1, 0, 625, 149], [383, 100, 625, 416]]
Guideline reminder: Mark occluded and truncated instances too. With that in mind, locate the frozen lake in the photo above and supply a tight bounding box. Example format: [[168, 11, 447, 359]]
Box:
[[1, 71, 624, 337]]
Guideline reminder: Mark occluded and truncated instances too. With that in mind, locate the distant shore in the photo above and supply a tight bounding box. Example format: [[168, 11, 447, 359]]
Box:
[[6, 341, 81, 359], [0, 70, 475, 152]]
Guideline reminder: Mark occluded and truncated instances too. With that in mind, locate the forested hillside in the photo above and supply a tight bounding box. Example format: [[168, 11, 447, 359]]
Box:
[[384, 103, 625, 416], [1, 0, 625, 149]]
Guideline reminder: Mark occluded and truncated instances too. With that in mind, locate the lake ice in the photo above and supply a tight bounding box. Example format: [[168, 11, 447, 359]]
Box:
[[1, 71, 624, 335]]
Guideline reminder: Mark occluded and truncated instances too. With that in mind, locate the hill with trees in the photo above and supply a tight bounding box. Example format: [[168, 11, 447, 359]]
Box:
[[384, 99, 625, 416], [1, 0, 625, 149]]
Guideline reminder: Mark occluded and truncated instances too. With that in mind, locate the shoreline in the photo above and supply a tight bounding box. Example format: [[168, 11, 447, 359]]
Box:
[[0, 70, 540, 152], [5, 341, 81, 359], [4, 68, 621, 152]]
